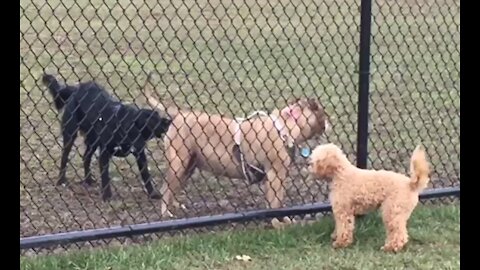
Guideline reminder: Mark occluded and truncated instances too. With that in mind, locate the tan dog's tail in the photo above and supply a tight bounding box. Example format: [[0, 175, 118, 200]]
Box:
[[142, 72, 179, 117], [409, 145, 430, 192]]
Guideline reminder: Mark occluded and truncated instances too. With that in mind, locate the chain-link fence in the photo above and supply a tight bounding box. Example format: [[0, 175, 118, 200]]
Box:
[[20, 0, 460, 254]]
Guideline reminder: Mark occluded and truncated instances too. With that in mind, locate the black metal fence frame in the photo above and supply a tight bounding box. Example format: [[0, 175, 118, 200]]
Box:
[[20, 0, 460, 250]]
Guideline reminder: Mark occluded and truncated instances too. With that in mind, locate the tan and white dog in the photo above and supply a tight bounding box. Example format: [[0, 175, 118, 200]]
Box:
[[143, 73, 331, 226]]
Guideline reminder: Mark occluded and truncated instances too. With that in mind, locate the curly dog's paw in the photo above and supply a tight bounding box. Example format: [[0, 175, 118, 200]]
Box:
[[332, 239, 352, 249], [381, 244, 405, 253], [330, 230, 337, 241]]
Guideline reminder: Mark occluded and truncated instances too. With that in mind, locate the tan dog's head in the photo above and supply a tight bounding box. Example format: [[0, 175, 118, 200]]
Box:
[[273, 98, 330, 144], [308, 143, 351, 179]]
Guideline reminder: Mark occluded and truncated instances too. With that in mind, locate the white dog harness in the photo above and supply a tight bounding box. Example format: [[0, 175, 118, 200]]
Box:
[[232, 110, 294, 183]]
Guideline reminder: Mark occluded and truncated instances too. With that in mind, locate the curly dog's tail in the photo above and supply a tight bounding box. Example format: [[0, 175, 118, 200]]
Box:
[[409, 145, 430, 192]]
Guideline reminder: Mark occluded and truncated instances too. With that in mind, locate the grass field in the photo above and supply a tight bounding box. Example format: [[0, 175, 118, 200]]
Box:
[[20, 203, 460, 269], [20, 0, 459, 239]]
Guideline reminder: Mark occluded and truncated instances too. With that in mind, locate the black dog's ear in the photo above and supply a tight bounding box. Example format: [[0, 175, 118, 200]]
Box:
[[136, 108, 170, 138], [135, 109, 157, 127]]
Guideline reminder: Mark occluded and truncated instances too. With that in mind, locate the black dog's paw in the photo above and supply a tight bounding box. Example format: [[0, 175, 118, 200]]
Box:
[[56, 177, 68, 186], [102, 191, 113, 201], [82, 177, 95, 186], [148, 190, 161, 200]]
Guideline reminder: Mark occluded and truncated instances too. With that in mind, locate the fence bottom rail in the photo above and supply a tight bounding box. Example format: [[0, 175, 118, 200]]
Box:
[[20, 186, 459, 250]]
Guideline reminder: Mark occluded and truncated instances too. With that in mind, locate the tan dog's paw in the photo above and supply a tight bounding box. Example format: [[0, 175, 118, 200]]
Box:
[[161, 210, 175, 218], [271, 218, 283, 229], [271, 217, 295, 229], [283, 216, 293, 225], [173, 201, 187, 210]]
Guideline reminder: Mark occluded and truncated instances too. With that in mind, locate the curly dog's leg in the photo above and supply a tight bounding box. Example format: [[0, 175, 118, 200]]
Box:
[[382, 217, 409, 252], [380, 199, 416, 252], [332, 206, 355, 249], [331, 227, 337, 241], [381, 207, 413, 252]]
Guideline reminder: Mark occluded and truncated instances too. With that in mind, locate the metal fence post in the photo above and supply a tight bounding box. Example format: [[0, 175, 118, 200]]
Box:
[[356, 0, 373, 169]]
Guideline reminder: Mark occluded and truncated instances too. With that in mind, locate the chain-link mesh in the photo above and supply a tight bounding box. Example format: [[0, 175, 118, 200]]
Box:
[[368, 0, 460, 203], [20, 0, 459, 254]]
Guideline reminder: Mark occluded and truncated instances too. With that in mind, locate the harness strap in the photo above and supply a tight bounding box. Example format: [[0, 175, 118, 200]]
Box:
[[233, 110, 294, 182], [234, 116, 263, 183]]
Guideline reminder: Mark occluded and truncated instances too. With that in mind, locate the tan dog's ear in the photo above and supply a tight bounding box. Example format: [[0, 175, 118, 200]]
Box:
[[307, 98, 319, 111]]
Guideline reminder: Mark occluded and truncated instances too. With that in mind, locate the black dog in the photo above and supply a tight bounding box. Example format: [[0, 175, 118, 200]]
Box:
[[41, 73, 172, 201]]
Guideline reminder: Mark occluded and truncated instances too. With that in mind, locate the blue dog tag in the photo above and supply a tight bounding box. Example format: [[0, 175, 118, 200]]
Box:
[[300, 147, 311, 158]]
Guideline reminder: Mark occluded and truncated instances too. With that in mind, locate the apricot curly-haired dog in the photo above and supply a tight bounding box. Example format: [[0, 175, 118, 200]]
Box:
[[308, 143, 430, 252]]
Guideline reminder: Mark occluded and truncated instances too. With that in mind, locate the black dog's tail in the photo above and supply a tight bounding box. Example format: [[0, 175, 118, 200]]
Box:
[[41, 73, 74, 111]]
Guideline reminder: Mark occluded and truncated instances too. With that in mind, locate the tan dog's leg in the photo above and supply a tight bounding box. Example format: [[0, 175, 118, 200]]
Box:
[[160, 171, 179, 218], [265, 169, 285, 209], [265, 159, 290, 229], [160, 148, 195, 218], [332, 206, 355, 249]]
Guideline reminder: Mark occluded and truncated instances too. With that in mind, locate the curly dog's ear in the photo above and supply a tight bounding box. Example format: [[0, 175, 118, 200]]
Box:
[[322, 150, 343, 177], [313, 159, 328, 177]]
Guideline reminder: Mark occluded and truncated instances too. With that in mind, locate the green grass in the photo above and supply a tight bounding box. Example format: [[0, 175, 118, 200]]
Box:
[[21, 204, 460, 270]]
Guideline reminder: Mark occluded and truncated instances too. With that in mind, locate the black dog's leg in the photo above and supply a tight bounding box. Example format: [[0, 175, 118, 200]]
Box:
[[134, 150, 161, 199], [82, 142, 97, 186], [99, 147, 113, 201], [57, 115, 78, 186]]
